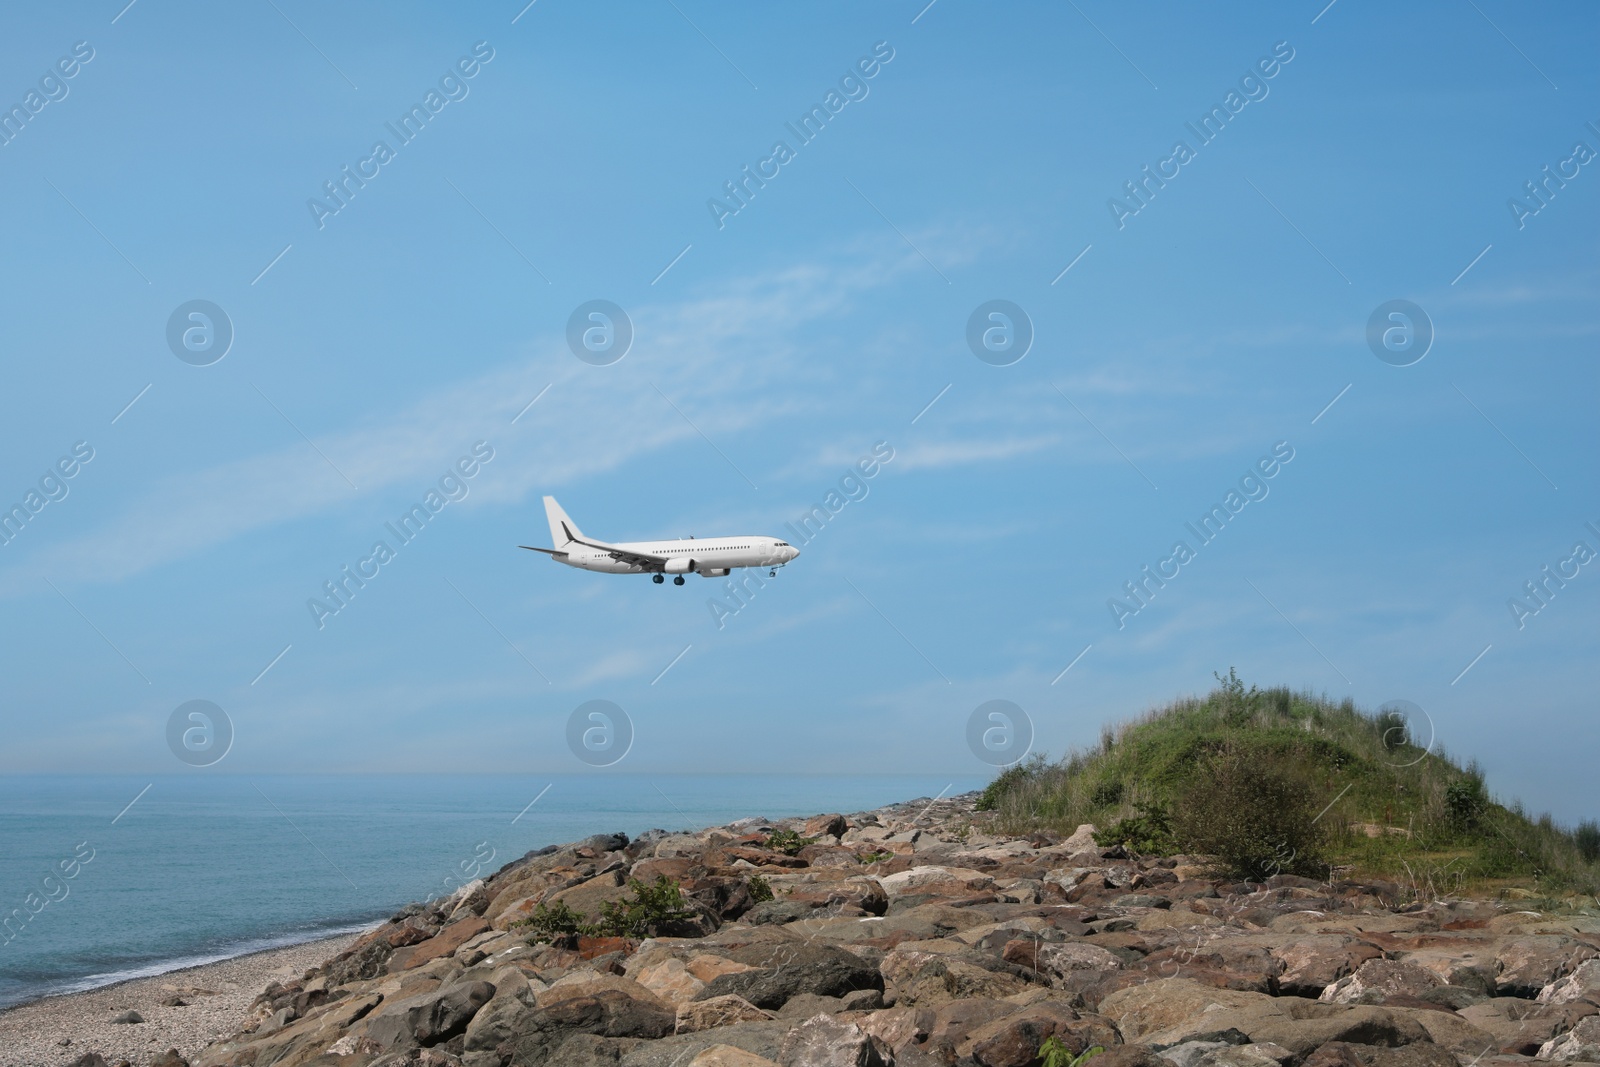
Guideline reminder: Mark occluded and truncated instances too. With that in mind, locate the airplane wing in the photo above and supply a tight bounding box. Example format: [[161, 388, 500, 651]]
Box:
[[563, 531, 669, 569], [518, 546, 569, 557]]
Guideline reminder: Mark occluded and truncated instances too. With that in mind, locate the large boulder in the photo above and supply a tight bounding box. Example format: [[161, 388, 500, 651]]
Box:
[[1320, 960, 1443, 1005], [1538, 1013, 1600, 1061], [693, 942, 882, 1010], [677, 995, 774, 1034], [366, 980, 496, 1048], [775, 1014, 889, 1066]]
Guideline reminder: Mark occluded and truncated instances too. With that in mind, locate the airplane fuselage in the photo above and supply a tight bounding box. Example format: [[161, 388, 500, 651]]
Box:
[[564, 536, 790, 576]]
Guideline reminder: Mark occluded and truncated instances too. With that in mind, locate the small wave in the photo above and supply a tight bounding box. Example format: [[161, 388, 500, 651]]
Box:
[[0, 919, 383, 1009]]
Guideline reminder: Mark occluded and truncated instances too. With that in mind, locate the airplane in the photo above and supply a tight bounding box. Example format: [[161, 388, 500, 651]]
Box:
[[520, 497, 800, 585]]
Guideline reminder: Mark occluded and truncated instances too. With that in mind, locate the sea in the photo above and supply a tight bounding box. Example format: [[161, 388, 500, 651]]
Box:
[[0, 774, 982, 1010]]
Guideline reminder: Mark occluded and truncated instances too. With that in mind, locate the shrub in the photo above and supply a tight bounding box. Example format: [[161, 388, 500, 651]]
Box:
[[1576, 820, 1600, 864], [1040, 1037, 1105, 1067], [746, 874, 774, 903], [513, 876, 698, 942], [1172, 745, 1327, 880], [977, 757, 1042, 811], [1374, 708, 1409, 752], [763, 829, 814, 856], [1445, 769, 1488, 830], [594, 876, 698, 938], [510, 900, 585, 942], [1094, 801, 1175, 855]]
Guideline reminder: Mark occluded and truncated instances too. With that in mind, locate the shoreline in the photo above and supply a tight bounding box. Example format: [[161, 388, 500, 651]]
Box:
[[0, 929, 370, 1067]]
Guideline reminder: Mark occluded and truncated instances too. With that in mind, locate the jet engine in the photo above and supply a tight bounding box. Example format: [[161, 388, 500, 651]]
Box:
[[697, 568, 730, 577], [664, 558, 696, 574]]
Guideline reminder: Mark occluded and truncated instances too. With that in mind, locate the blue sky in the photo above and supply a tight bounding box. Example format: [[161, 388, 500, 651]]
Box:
[[0, 2, 1594, 820]]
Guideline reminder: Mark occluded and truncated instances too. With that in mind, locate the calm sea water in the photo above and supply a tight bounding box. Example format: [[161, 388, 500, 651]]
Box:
[[0, 774, 981, 1009]]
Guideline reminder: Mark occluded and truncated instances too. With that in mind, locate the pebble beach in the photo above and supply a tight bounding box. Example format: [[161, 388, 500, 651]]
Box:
[[0, 934, 360, 1067]]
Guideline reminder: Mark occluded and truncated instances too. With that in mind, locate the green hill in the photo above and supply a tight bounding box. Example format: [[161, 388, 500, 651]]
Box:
[[978, 671, 1600, 901]]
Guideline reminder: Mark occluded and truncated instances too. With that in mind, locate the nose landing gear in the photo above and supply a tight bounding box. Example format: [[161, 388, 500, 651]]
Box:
[[652, 574, 664, 584]]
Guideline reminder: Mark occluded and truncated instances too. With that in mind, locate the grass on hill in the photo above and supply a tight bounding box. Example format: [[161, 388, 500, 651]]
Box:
[[977, 670, 1600, 900]]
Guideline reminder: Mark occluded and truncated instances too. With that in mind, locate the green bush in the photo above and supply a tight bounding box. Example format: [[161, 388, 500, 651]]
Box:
[[512, 876, 697, 942], [1446, 769, 1488, 830], [509, 900, 585, 942], [1172, 745, 1327, 880], [1576, 820, 1600, 864], [1040, 1036, 1104, 1067], [1094, 801, 1175, 855], [763, 829, 815, 855], [594, 876, 698, 938], [746, 874, 774, 903]]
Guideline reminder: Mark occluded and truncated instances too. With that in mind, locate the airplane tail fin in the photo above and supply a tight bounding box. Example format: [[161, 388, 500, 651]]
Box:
[[543, 496, 583, 548]]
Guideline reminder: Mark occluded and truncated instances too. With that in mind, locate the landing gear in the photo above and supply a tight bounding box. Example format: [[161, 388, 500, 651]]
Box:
[[769, 569, 778, 577], [652, 574, 664, 584], [673, 575, 685, 585]]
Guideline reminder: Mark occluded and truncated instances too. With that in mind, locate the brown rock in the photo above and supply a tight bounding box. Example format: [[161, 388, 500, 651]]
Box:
[[389, 915, 491, 971], [677, 994, 774, 1034], [690, 1046, 782, 1067], [804, 814, 850, 839]]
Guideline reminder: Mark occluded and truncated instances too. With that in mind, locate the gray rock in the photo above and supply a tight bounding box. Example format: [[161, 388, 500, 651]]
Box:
[[694, 942, 883, 1010], [777, 1013, 889, 1066], [109, 1010, 144, 1024], [367, 980, 496, 1047], [616, 1021, 790, 1066]]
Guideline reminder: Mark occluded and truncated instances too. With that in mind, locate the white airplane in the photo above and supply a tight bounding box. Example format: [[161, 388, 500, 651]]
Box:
[[521, 497, 800, 585]]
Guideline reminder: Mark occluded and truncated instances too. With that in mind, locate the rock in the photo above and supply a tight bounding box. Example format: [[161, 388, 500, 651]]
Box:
[[110, 1010, 144, 1024], [1273, 937, 1386, 998], [967, 1001, 1118, 1067], [677, 994, 774, 1034], [804, 814, 849, 840], [1064, 824, 1101, 856], [1496, 937, 1598, 999], [690, 1046, 781, 1067], [149, 1051, 190, 1067], [1538, 1013, 1600, 1061], [775, 1014, 888, 1066], [694, 941, 883, 1010], [69, 1056, 109, 1067], [1037, 942, 1127, 981], [368, 979, 496, 1047], [389, 916, 493, 971], [1538, 958, 1600, 1005], [1196, 1042, 1295, 1067], [1320, 960, 1443, 1004], [1300, 1040, 1458, 1067]]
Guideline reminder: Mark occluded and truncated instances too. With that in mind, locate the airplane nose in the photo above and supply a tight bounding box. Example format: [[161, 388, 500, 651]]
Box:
[[787, 546, 800, 560]]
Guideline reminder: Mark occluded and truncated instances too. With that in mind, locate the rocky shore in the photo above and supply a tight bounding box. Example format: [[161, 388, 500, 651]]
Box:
[[44, 793, 1600, 1067]]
